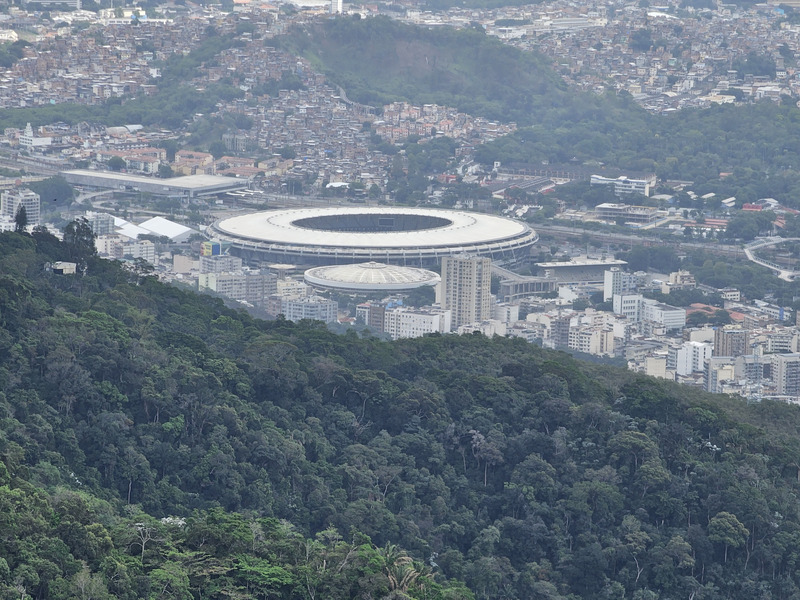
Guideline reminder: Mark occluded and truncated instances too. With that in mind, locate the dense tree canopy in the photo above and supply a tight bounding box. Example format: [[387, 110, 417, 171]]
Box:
[[6, 230, 800, 599]]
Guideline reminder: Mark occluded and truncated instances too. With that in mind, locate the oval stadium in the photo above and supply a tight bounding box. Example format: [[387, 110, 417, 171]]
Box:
[[209, 207, 538, 267]]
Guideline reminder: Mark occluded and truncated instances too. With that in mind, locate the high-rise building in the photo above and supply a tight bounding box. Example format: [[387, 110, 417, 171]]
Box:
[[713, 326, 750, 357], [441, 255, 492, 329], [670, 341, 713, 376], [330, 0, 342, 13], [773, 353, 800, 398], [1, 188, 40, 227], [85, 212, 116, 236], [704, 356, 737, 393], [603, 268, 644, 301]]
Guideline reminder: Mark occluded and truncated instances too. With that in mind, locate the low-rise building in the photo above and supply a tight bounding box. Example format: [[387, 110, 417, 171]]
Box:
[[613, 294, 685, 331], [590, 173, 655, 197], [384, 306, 451, 340], [281, 295, 338, 323], [595, 202, 658, 224]]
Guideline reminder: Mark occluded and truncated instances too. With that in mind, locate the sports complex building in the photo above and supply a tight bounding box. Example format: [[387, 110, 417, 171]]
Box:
[[208, 207, 538, 267], [61, 169, 248, 198]]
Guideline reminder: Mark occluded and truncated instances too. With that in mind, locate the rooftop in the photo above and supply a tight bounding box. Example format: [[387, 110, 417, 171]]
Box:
[[214, 207, 532, 250], [305, 261, 440, 291]]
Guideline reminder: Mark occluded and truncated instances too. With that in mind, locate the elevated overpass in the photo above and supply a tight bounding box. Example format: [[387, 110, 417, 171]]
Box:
[[744, 237, 800, 281]]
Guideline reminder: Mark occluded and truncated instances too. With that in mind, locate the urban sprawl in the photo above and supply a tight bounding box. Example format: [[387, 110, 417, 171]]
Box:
[[2, 0, 800, 405]]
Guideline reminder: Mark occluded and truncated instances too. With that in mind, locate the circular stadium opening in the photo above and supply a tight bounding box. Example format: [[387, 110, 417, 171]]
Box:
[[292, 213, 453, 233]]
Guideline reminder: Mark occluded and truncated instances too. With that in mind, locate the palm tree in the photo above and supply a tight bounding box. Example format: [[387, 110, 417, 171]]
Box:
[[380, 543, 419, 598]]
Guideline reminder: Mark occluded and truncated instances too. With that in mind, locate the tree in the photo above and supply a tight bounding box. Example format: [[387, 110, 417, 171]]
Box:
[[14, 204, 27, 233], [572, 298, 590, 311], [708, 511, 748, 563], [72, 564, 110, 600], [209, 141, 227, 160], [630, 29, 653, 52], [63, 218, 96, 266], [28, 175, 73, 205], [107, 156, 126, 172], [285, 179, 303, 195], [148, 561, 191, 600], [157, 139, 178, 162], [381, 543, 420, 594], [711, 309, 731, 325], [279, 146, 296, 160], [157, 164, 174, 179], [132, 518, 161, 564]]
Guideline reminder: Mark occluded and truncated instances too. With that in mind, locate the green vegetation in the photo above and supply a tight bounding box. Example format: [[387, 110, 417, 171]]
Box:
[[276, 16, 569, 125], [478, 102, 800, 188], [494, 18, 531, 26], [424, 0, 541, 11], [252, 69, 306, 97], [731, 51, 777, 78], [7, 230, 800, 599], [615, 245, 682, 273], [28, 175, 74, 207], [0, 40, 31, 69], [722, 210, 776, 241], [387, 136, 458, 203], [615, 244, 800, 304]]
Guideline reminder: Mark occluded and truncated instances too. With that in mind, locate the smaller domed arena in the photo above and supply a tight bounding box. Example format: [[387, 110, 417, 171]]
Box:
[[304, 262, 440, 294]]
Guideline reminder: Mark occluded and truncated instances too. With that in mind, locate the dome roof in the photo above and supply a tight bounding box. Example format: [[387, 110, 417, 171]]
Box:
[[304, 262, 440, 291]]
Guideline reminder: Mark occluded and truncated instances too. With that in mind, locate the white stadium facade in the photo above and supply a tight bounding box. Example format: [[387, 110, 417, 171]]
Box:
[[209, 207, 538, 267]]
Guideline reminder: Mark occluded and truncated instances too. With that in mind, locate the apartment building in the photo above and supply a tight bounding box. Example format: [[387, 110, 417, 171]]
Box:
[[1, 188, 40, 227], [441, 255, 492, 329]]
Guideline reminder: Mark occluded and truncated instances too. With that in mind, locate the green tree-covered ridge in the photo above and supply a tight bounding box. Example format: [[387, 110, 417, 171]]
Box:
[[6, 230, 800, 599], [275, 16, 569, 125]]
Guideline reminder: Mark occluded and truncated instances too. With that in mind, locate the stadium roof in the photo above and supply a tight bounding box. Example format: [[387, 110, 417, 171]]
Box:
[[214, 207, 530, 249], [61, 169, 248, 197], [304, 262, 440, 291], [209, 207, 538, 267], [139, 216, 194, 241], [116, 222, 150, 240]]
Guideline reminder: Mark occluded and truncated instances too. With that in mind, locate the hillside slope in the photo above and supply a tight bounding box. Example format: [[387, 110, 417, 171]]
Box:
[[276, 16, 582, 126], [4, 230, 800, 599]]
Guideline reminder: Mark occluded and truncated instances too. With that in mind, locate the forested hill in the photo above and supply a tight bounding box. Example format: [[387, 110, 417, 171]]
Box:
[[7, 230, 800, 600], [275, 16, 579, 125]]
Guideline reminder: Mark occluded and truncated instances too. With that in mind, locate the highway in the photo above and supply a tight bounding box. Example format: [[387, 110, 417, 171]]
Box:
[[532, 223, 746, 258]]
